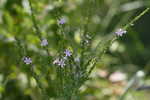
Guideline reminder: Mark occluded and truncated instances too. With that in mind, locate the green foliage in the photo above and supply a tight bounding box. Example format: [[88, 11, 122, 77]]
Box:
[[0, 0, 150, 100]]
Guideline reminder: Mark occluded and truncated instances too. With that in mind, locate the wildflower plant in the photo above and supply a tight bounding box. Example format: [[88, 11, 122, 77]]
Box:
[[1, 0, 149, 100], [16, 0, 149, 99]]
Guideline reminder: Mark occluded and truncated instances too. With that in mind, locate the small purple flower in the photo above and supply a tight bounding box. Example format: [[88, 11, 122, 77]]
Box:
[[41, 39, 48, 46], [115, 28, 127, 36], [58, 59, 66, 67], [23, 57, 32, 65], [58, 18, 66, 25], [53, 58, 66, 67], [64, 49, 72, 57]]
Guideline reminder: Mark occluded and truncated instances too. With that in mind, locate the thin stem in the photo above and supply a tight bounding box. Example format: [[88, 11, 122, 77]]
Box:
[[124, 8, 150, 29], [28, 0, 51, 57], [89, 8, 149, 77], [118, 8, 150, 100], [30, 65, 49, 100], [28, 0, 42, 39]]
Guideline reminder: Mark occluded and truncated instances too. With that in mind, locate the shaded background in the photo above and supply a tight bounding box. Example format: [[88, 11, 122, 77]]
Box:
[[0, 0, 150, 100]]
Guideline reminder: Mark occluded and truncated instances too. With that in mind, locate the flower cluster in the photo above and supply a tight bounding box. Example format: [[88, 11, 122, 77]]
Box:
[[115, 28, 127, 36], [53, 49, 72, 67]]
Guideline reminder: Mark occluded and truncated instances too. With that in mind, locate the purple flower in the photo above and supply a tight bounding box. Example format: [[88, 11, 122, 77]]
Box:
[[58, 59, 66, 67], [23, 57, 32, 65], [41, 39, 48, 46], [53, 58, 66, 67], [64, 49, 72, 57], [58, 18, 66, 25], [115, 28, 127, 36]]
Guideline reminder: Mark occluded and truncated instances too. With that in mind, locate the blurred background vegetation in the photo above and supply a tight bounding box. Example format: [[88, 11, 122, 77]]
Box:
[[0, 0, 150, 100]]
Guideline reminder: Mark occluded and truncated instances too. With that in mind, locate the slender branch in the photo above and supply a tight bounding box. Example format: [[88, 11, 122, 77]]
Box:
[[28, 0, 51, 57], [28, 0, 42, 39], [118, 8, 150, 100], [124, 8, 150, 29], [89, 8, 149, 77], [28, 0, 51, 99], [30, 65, 49, 100]]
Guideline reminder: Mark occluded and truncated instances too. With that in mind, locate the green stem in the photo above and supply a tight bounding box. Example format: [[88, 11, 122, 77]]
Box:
[[28, 0, 51, 57], [124, 8, 150, 29], [28, 0, 42, 40], [88, 8, 149, 79]]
